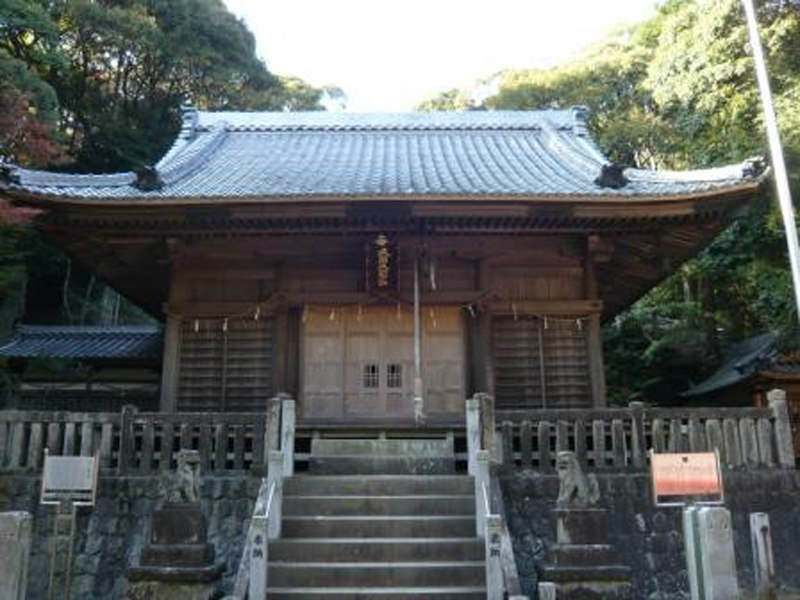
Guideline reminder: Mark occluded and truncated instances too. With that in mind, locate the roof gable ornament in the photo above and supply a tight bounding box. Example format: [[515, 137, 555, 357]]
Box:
[[179, 105, 199, 140], [134, 166, 164, 191], [743, 156, 767, 179], [595, 163, 629, 189], [571, 105, 591, 137], [0, 162, 21, 186]]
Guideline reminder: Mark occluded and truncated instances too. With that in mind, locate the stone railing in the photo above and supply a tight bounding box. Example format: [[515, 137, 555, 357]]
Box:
[[229, 402, 295, 599], [229, 451, 286, 600], [466, 397, 528, 600], [0, 396, 296, 476], [493, 389, 796, 472]]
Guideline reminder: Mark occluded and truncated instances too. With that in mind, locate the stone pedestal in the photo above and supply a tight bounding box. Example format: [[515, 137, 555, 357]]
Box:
[[126, 503, 223, 600], [541, 508, 632, 600]]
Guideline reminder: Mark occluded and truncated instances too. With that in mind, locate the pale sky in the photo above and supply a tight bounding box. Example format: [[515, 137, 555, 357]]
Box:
[[224, 0, 658, 112]]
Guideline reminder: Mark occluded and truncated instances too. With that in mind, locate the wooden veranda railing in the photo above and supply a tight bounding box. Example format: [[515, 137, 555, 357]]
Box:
[[0, 395, 295, 475], [491, 389, 796, 471]]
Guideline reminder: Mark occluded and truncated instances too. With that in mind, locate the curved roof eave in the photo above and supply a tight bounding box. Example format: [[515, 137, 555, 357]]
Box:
[[0, 109, 769, 208], [1, 179, 765, 210]]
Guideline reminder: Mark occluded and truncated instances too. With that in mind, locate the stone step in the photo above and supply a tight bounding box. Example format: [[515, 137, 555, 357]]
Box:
[[282, 516, 477, 538], [311, 438, 454, 457], [283, 495, 475, 517], [284, 475, 474, 497], [268, 561, 486, 587], [269, 538, 485, 562], [309, 438, 455, 475], [309, 456, 455, 475], [265, 586, 487, 599]]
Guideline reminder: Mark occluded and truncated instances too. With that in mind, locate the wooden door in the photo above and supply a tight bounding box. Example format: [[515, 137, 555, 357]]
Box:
[[301, 306, 464, 420], [423, 309, 466, 417], [302, 314, 345, 418]]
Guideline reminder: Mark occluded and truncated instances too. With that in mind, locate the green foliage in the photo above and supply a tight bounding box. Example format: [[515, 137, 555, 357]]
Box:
[[0, 0, 335, 329], [421, 0, 800, 405], [0, 0, 331, 172], [416, 88, 479, 111]]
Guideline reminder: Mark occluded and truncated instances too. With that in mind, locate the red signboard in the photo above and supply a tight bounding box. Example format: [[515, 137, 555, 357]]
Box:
[[651, 451, 723, 506]]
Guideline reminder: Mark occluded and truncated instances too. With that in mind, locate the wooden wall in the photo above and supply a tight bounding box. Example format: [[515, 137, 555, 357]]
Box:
[[160, 234, 606, 414]]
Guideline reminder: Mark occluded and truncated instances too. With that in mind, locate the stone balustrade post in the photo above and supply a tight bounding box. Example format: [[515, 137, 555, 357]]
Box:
[[485, 514, 503, 600], [118, 404, 138, 475], [267, 450, 284, 540], [768, 389, 795, 468], [280, 396, 296, 477], [466, 398, 480, 475], [628, 401, 646, 469], [476, 392, 496, 460], [266, 397, 282, 454], [538, 582, 557, 600], [248, 514, 268, 600], [475, 450, 490, 539], [750, 512, 775, 599]]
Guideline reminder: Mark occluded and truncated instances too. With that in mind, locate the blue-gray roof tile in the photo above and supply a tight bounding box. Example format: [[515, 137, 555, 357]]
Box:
[[0, 325, 162, 360], [2, 109, 764, 202]]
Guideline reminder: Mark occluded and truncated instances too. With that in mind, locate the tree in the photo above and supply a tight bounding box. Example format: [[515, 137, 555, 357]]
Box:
[[0, 0, 336, 330], [419, 0, 800, 404], [0, 0, 332, 173]]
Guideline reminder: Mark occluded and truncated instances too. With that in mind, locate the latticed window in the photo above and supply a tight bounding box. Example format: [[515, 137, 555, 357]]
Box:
[[177, 316, 274, 412], [492, 315, 590, 409], [387, 363, 403, 388], [362, 363, 380, 388]]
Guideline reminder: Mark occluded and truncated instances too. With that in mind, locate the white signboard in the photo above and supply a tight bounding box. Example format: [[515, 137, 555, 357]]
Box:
[[40, 452, 99, 506]]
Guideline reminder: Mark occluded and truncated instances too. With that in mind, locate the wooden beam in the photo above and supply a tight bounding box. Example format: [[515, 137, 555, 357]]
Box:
[[487, 299, 602, 315]]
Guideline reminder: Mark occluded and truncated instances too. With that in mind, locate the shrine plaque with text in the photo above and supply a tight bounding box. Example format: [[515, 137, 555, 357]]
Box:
[[365, 234, 399, 295], [650, 451, 723, 507]]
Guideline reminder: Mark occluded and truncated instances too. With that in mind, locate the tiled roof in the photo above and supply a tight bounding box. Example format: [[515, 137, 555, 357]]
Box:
[[1, 108, 766, 203], [683, 332, 786, 397], [0, 325, 162, 360]]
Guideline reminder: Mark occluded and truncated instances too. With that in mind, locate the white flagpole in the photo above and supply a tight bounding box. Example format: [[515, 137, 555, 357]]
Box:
[[742, 0, 800, 322]]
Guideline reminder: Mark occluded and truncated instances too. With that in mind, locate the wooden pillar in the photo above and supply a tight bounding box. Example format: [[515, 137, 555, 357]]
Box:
[[474, 259, 494, 396], [160, 240, 184, 413], [585, 236, 609, 407], [273, 309, 289, 394], [285, 307, 301, 399], [586, 314, 607, 407], [159, 314, 181, 412], [412, 254, 424, 423]]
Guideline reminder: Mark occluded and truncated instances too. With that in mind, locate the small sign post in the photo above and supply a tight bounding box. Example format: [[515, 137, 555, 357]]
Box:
[[41, 450, 99, 600], [650, 451, 724, 507], [650, 450, 739, 599]]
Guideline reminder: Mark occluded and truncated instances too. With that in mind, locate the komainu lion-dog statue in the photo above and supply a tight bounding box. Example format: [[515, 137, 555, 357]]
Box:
[[162, 449, 201, 504], [555, 450, 600, 508]]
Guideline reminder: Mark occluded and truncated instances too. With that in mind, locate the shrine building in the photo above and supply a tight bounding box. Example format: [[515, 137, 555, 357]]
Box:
[[0, 108, 766, 423]]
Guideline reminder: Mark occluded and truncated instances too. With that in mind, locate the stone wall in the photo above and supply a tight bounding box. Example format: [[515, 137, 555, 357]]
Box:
[[501, 470, 800, 600], [0, 474, 259, 599]]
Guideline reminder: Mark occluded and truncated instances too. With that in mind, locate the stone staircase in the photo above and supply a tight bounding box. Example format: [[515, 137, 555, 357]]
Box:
[[265, 438, 487, 599]]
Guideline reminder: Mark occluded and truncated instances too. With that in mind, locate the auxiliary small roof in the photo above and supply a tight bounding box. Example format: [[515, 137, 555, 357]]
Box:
[[683, 332, 800, 397], [0, 325, 162, 360], [0, 108, 765, 204]]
